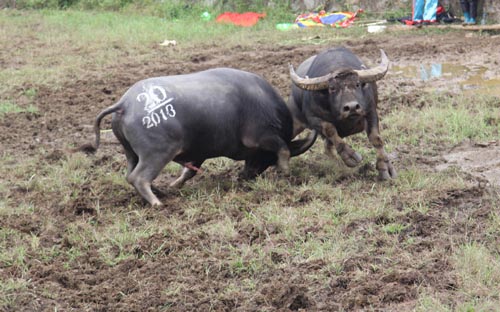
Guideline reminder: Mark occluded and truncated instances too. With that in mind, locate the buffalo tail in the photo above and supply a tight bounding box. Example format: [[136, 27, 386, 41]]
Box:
[[74, 101, 123, 154], [289, 130, 318, 157]]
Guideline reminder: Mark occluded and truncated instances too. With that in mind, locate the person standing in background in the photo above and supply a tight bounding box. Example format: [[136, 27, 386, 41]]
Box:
[[460, 0, 479, 24], [413, 0, 439, 25]]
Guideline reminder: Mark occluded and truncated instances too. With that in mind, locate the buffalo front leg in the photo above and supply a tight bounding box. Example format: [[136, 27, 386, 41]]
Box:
[[240, 154, 273, 180], [368, 131, 396, 180], [254, 136, 290, 175], [321, 122, 362, 168]]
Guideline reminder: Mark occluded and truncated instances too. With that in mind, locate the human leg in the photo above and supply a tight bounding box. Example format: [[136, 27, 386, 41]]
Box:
[[469, 0, 478, 23], [460, 0, 470, 14], [413, 0, 424, 22], [460, 0, 476, 23], [423, 0, 438, 22]]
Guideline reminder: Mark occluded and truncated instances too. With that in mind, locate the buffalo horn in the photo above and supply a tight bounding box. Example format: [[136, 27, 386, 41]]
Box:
[[289, 64, 340, 91], [289, 49, 389, 90], [353, 49, 389, 82]]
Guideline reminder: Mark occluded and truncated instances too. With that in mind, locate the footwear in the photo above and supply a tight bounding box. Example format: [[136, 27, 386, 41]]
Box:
[[463, 12, 471, 25], [412, 20, 422, 27], [468, 18, 477, 25], [422, 20, 437, 26]]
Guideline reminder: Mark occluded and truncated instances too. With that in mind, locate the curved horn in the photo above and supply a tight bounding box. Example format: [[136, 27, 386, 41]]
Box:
[[354, 49, 389, 82], [289, 64, 334, 91]]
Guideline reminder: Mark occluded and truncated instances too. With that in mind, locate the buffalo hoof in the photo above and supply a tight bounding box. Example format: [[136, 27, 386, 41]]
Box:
[[146, 196, 163, 207], [277, 163, 290, 177], [337, 143, 362, 167], [376, 159, 397, 180], [340, 150, 363, 168], [151, 200, 163, 207], [239, 169, 258, 180], [278, 168, 291, 179]]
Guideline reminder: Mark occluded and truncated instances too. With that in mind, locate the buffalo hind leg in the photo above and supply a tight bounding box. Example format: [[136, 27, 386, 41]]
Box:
[[123, 144, 169, 196], [124, 149, 167, 197], [170, 160, 204, 189], [321, 122, 362, 167], [127, 148, 180, 206], [124, 148, 139, 181], [114, 131, 139, 182]]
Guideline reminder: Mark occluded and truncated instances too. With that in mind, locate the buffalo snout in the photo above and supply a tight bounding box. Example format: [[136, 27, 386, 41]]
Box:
[[340, 100, 364, 119], [343, 101, 361, 113]]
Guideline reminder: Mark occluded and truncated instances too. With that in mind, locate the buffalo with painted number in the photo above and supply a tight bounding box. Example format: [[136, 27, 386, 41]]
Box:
[[288, 46, 396, 180], [88, 68, 317, 206]]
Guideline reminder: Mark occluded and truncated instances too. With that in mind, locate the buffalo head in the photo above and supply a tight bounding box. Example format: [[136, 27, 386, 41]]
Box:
[[286, 47, 396, 180], [289, 50, 389, 122]]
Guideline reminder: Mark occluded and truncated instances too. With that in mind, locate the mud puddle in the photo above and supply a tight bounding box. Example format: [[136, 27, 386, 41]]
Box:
[[392, 63, 500, 96], [436, 141, 500, 186]]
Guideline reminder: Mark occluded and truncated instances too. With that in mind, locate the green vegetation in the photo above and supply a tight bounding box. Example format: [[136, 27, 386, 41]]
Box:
[[5, 0, 297, 21], [384, 93, 500, 147], [0, 7, 371, 94], [0, 102, 38, 117]]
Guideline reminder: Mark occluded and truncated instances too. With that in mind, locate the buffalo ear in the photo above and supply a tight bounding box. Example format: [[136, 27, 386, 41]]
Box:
[[328, 77, 337, 94]]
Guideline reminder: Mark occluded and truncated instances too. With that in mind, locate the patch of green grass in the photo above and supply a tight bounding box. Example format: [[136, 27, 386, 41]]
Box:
[[22, 88, 38, 99], [384, 93, 500, 148], [20, 153, 90, 204], [0, 200, 36, 216], [453, 242, 500, 299], [415, 293, 452, 312], [487, 209, 500, 238], [0, 102, 38, 117], [382, 222, 407, 234], [38, 10, 167, 47], [99, 213, 159, 265], [0, 278, 30, 310], [0, 229, 29, 275], [397, 166, 467, 192], [228, 244, 266, 276], [414, 243, 500, 311], [292, 233, 355, 265], [203, 216, 238, 242], [416, 287, 500, 312]]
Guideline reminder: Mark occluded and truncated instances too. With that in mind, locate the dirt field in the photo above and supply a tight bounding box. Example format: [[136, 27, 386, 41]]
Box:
[[2, 19, 500, 311]]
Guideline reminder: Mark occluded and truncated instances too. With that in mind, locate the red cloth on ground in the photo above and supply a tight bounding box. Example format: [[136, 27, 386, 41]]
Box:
[[216, 12, 266, 27]]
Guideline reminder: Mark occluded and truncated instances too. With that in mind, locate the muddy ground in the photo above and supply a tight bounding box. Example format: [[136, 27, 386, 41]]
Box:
[[2, 27, 500, 311]]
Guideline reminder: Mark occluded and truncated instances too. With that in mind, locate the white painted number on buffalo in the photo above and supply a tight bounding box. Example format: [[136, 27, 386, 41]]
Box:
[[137, 85, 176, 128]]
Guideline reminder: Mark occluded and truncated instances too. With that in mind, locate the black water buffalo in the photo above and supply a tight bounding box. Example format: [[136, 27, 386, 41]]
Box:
[[90, 68, 317, 206], [288, 46, 396, 180]]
